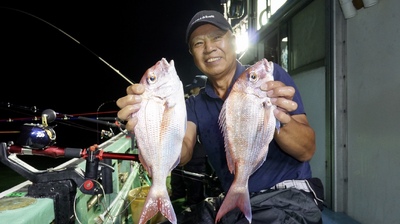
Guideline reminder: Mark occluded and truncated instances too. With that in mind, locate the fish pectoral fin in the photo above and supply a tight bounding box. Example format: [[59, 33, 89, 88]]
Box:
[[166, 99, 177, 108]]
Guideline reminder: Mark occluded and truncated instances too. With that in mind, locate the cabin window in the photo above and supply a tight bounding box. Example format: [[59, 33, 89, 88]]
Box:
[[257, 0, 287, 30]]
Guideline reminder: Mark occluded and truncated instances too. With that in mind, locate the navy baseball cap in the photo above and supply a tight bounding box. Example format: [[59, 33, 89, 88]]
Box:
[[186, 10, 233, 44]]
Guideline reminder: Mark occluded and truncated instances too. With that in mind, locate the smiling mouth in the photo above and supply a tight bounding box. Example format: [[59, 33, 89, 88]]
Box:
[[206, 57, 221, 63]]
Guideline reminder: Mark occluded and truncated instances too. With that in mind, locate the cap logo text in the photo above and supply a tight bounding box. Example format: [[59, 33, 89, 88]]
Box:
[[191, 15, 215, 25]]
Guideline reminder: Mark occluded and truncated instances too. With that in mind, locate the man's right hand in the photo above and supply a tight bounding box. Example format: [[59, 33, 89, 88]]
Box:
[[116, 84, 145, 132]]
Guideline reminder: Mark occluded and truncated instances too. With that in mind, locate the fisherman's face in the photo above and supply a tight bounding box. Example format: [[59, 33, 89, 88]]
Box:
[[189, 24, 236, 78]]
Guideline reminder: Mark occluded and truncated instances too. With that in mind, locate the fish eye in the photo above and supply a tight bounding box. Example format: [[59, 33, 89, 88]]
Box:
[[248, 72, 258, 82], [148, 73, 157, 84]]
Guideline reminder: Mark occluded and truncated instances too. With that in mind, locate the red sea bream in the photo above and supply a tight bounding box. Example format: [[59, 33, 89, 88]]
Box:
[[132, 58, 186, 224], [216, 58, 279, 223]]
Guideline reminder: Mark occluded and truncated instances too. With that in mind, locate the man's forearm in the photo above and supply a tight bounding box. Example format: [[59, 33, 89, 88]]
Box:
[[274, 114, 316, 162]]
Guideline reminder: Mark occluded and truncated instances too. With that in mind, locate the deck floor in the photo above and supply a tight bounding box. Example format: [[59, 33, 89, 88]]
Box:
[[322, 209, 361, 224]]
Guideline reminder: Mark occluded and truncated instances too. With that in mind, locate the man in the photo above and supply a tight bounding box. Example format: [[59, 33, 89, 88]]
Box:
[[184, 75, 208, 97], [117, 10, 322, 224]]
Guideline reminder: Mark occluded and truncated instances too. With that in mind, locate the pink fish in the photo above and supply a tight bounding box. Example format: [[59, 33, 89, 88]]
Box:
[[216, 58, 279, 223], [133, 58, 186, 224]]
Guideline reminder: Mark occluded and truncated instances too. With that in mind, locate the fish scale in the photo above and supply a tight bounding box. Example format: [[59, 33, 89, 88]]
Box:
[[216, 58, 279, 224], [132, 58, 186, 224]]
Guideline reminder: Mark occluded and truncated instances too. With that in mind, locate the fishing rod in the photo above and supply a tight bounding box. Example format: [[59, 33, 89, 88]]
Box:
[[0, 109, 119, 123], [0, 101, 125, 135], [0, 6, 134, 85]]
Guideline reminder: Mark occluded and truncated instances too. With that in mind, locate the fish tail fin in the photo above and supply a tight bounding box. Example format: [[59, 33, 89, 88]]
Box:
[[215, 186, 252, 223], [138, 187, 177, 224], [138, 196, 158, 224], [239, 193, 252, 223], [159, 188, 177, 224]]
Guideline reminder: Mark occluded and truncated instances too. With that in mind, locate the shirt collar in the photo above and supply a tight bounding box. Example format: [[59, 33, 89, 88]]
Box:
[[204, 60, 246, 99]]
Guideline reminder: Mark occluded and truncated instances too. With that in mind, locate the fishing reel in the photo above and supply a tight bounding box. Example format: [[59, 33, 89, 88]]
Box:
[[16, 109, 57, 150]]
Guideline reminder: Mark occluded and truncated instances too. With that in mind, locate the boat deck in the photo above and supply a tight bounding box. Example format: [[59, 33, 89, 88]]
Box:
[[0, 131, 361, 224], [322, 208, 361, 224]]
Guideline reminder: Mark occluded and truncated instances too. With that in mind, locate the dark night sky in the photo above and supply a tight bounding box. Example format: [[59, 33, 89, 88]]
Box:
[[0, 1, 223, 147]]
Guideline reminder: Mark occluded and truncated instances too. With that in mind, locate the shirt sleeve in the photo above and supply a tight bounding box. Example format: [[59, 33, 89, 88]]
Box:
[[185, 96, 197, 125]]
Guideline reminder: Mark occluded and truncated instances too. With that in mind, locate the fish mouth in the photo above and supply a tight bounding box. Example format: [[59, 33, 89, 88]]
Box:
[[205, 57, 221, 63]]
